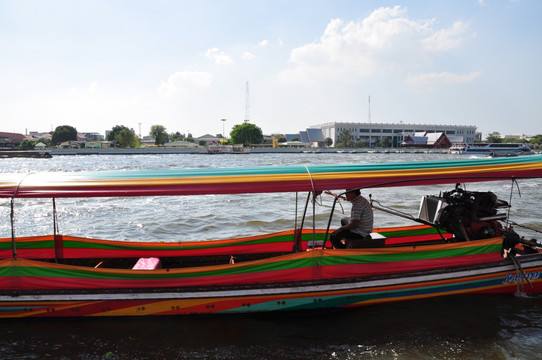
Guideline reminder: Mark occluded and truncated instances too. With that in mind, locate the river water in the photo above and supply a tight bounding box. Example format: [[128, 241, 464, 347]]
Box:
[[1, 152, 542, 359]]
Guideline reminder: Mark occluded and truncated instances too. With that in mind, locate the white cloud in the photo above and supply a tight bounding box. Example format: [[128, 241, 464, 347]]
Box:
[[89, 81, 98, 94], [279, 6, 470, 83], [67, 81, 99, 95], [406, 71, 482, 87], [422, 21, 469, 51], [158, 71, 213, 96], [204, 48, 233, 64], [258, 40, 269, 47], [242, 52, 255, 60]]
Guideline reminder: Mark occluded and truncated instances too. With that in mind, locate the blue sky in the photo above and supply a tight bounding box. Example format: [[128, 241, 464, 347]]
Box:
[[1, 0, 540, 139]]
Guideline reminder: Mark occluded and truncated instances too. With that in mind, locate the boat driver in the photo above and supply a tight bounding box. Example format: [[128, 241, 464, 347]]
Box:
[[330, 189, 375, 248]]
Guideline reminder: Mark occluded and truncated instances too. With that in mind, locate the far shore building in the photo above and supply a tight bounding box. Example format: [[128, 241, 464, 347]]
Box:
[[79, 132, 105, 141], [502, 133, 530, 141], [163, 140, 199, 148], [313, 122, 477, 148], [196, 134, 222, 146], [285, 128, 326, 148], [84, 141, 112, 149], [402, 132, 452, 148], [0, 131, 26, 149]]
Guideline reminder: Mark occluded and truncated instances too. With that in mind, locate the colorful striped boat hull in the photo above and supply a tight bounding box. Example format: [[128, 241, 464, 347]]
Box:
[[1, 156, 541, 317], [0, 253, 540, 318], [0, 234, 540, 318]]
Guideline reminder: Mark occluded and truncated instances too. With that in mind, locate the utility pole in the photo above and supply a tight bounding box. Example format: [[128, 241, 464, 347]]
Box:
[[221, 118, 226, 138], [368, 96, 371, 148], [244, 81, 250, 123]]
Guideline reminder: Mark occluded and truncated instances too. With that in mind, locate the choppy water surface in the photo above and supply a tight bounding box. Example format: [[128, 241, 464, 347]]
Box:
[[1, 153, 542, 359]]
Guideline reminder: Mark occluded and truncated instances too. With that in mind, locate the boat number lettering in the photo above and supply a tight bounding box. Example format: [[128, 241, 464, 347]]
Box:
[[504, 271, 541, 284]]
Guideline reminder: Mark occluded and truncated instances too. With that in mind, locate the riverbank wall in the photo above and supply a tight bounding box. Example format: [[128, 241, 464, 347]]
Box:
[[47, 148, 449, 156]]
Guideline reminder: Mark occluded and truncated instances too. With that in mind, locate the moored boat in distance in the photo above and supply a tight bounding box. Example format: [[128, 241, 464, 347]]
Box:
[[1, 155, 542, 318], [205, 145, 250, 154], [0, 150, 52, 158], [449, 143, 467, 154], [456, 143, 535, 157]]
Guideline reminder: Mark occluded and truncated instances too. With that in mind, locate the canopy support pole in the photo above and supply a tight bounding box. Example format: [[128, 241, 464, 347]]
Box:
[[312, 190, 316, 245], [10, 198, 17, 259], [293, 192, 311, 252], [53, 198, 63, 262], [323, 197, 339, 249]]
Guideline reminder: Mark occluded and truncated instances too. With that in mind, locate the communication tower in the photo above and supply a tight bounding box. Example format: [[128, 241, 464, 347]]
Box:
[[368, 95, 371, 124], [368, 96, 372, 148], [244, 81, 250, 123]]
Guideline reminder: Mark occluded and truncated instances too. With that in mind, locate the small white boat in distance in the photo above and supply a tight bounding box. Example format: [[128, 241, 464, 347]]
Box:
[[449, 143, 467, 154], [456, 143, 535, 157]]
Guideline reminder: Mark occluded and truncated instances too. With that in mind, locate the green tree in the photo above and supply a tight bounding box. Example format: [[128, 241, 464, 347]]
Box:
[[150, 125, 168, 145], [272, 133, 287, 143], [381, 137, 391, 148], [336, 129, 353, 148], [52, 125, 77, 145], [355, 139, 368, 148], [115, 127, 139, 148], [107, 125, 131, 142], [529, 134, 542, 145], [530, 134, 542, 150], [485, 132, 502, 143], [503, 137, 527, 143], [325, 137, 333, 147], [169, 131, 184, 142], [230, 122, 263, 145], [19, 139, 36, 150]]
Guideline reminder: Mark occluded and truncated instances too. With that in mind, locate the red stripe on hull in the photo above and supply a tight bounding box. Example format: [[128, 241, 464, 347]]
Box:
[[0, 252, 503, 291]]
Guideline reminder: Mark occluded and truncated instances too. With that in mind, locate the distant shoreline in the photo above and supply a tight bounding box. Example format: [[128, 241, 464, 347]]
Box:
[[49, 148, 450, 155], [0, 148, 453, 157]]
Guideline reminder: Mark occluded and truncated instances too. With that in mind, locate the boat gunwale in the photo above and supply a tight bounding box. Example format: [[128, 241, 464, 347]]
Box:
[[1, 253, 539, 301]]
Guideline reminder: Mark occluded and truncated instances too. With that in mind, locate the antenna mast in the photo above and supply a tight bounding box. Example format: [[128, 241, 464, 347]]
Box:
[[368, 95, 372, 148], [368, 95, 371, 124], [244, 81, 250, 123]]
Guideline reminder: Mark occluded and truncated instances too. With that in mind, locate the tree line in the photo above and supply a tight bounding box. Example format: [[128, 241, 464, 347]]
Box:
[[18, 124, 542, 150], [484, 131, 542, 149], [18, 122, 267, 150]]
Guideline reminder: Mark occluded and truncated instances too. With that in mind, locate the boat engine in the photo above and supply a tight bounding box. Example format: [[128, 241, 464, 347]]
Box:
[[436, 186, 509, 241]]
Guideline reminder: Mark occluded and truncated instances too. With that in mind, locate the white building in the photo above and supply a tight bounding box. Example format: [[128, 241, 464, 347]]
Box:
[[314, 122, 477, 147]]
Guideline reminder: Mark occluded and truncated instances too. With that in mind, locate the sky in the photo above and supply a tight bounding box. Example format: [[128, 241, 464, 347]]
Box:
[[1, 0, 541, 139]]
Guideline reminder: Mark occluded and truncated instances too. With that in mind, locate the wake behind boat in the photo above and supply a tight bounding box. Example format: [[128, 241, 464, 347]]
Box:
[[1, 155, 542, 317]]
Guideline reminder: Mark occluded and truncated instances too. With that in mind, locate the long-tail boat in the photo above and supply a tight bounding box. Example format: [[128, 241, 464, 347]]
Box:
[[1, 155, 541, 318]]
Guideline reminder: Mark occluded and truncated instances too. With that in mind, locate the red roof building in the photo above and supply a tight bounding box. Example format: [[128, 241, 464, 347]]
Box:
[[0, 132, 26, 149], [402, 132, 452, 148]]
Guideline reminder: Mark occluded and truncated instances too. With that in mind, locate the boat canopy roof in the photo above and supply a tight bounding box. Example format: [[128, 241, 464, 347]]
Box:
[[2, 155, 542, 198]]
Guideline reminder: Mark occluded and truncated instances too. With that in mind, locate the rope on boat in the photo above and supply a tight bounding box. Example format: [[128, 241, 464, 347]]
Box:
[[322, 191, 345, 214], [506, 178, 521, 227], [303, 165, 316, 195], [507, 221, 542, 235], [303, 165, 318, 244], [509, 255, 534, 295], [9, 173, 34, 259]]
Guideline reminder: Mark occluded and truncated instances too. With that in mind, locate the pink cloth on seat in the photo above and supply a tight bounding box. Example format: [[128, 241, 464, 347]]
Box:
[[132, 257, 162, 270]]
